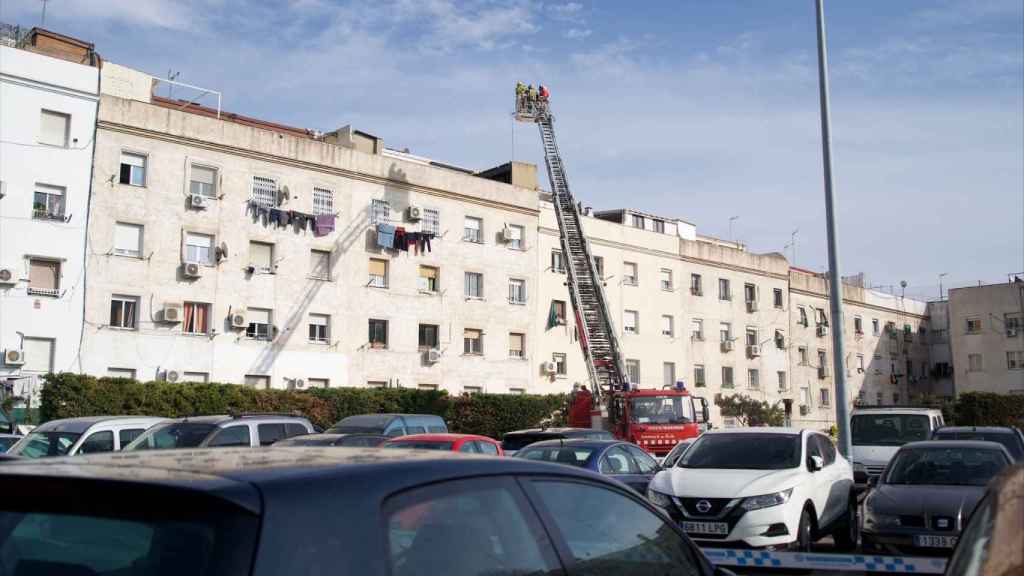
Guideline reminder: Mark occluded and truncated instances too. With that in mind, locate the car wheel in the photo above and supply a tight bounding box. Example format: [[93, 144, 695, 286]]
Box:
[[832, 497, 858, 551], [796, 507, 814, 552]]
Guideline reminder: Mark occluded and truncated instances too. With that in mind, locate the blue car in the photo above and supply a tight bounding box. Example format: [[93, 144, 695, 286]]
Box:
[[515, 439, 660, 493]]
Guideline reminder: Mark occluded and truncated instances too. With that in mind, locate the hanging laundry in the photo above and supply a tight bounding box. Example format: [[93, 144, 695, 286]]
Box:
[[269, 208, 284, 226], [377, 223, 395, 248], [315, 214, 335, 237], [407, 232, 420, 254], [422, 233, 433, 253], [546, 301, 560, 330], [394, 227, 407, 251]]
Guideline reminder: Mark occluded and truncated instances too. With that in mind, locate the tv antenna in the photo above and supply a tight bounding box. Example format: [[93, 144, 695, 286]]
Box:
[[166, 70, 181, 99], [40, 0, 50, 26]]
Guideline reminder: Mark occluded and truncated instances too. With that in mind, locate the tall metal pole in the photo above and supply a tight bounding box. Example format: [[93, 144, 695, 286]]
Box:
[[815, 0, 851, 457]]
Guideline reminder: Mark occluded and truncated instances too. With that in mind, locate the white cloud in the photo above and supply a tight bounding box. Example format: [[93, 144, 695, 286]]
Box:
[[547, 2, 584, 21], [3, 0, 200, 31], [565, 28, 592, 40]]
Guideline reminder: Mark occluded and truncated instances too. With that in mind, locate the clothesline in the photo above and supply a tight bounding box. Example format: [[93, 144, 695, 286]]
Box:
[[247, 200, 336, 236], [376, 223, 435, 254]]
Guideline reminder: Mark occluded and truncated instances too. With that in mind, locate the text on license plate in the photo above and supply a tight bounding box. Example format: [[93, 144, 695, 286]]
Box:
[[914, 534, 957, 548], [682, 521, 729, 535]]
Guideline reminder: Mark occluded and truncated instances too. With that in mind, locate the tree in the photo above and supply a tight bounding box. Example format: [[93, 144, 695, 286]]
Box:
[[714, 393, 785, 427]]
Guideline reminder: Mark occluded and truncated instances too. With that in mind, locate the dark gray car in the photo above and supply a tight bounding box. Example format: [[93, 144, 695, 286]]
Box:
[[862, 440, 1012, 556], [931, 426, 1024, 461]]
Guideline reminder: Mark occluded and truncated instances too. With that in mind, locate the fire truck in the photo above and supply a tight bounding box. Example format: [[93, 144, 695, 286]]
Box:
[[517, 91, 709, 456]]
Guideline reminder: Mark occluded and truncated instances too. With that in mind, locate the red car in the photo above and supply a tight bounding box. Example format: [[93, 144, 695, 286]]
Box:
[[383, 433, 503, 456]]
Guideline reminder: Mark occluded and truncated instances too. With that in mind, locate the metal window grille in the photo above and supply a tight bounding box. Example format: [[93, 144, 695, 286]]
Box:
[[508, 278, 526, 304], [422, 208, 440, 235], [371, 199, 390, 225], [313, 186, 333, 216], [251, 176, 277, 208]]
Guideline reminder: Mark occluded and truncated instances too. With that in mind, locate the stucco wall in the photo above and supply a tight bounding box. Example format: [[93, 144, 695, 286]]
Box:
[[948, 283, 1024, 395]]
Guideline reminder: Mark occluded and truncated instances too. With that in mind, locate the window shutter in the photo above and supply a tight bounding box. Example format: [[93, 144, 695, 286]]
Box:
[[114, 223, 141, 254], [29, 260, 59, 290], [368, 259, 387, 277], [250, 243, 272, 267]]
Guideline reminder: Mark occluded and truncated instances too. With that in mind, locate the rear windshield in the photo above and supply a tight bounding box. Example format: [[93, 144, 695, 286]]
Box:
[[8, 431, 81, 458], [932, 431, 1023, 460], [125, 422, 218, 451], [886, 447, 1010, 486], [385, 441, 454, 451], [502, 434, 551, 452], [680, 434, 801, 470], [851, 414, 930, 446], [517, 446, 596, 467], [327, 415, 392, 434]]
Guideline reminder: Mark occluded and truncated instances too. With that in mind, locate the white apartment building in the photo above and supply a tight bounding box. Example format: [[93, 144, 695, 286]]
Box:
[[947, 281, 1024, 395], [0, 28, 100, 405]]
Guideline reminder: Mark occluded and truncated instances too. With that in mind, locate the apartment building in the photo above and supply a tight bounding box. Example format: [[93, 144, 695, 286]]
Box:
[[947, 281, 1024, 395], [0, 28, 100, 405], [77, 62, 541, 393]]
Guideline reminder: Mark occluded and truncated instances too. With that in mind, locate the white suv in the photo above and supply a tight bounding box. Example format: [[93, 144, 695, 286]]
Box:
[[646, 427, 856, 550]]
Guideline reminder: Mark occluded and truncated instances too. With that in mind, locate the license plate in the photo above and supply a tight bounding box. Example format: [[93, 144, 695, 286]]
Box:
[[682, 521, 729, 536], [914, 534, 957, 548]]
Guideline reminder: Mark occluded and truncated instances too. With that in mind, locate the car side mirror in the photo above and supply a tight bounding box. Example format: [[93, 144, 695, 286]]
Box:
[[809, 455, 824, 471]]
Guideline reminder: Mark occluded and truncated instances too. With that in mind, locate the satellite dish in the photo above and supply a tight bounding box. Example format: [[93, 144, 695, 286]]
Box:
[[216, 241, 229, 261], [278, 186, 290, 205]]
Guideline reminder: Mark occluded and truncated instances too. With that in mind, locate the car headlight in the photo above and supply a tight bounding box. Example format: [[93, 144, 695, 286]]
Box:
[[864, 512, 901, 528], [740, 488, 793, 511], [647, 487, 673, 509]]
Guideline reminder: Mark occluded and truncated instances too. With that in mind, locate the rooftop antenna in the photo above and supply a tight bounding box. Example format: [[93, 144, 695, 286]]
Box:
[[40, 0, 50, 26], [728, 216, 739, 243], [166, 70, 180, 100]]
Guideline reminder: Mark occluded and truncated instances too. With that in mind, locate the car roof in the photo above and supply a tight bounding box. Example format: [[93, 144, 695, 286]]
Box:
[[164, 414, 309, 425], [852, 407, 942, 413], [504, 427, 599, 436], [703, 427, 805, 435], [935, 426, 1018, 434], [901, 440, 1012, 451], [517, 438, 623, 450], [388, 433, 494, 442], [34, 416, 165, 434]]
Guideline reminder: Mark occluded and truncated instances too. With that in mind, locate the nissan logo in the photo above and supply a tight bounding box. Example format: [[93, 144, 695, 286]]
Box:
[[695, 500, 712, 514]]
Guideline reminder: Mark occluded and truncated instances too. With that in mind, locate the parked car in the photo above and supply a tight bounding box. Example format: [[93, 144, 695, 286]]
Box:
[[0, 433, 22, 452], [274, 433, 388, 448], [862, 440, 1012, 555], [125, 413, 314, 450], [647, 427, 856, 551], [944, 464, 1023, 576], [661, 439, 696, 468], [515, 439, 659, 493], [384, 433, 503, 455], [7, 416, 166, 458], [501, 426, 614, 456], [850, 406, 945, 489], [931, 426, 1024, 461], [0, 447, 731, 575], [326, 414, 447, 437]]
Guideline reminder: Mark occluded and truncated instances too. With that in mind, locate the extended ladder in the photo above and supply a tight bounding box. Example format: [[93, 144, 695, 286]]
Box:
[[516, 95, 629, 404]]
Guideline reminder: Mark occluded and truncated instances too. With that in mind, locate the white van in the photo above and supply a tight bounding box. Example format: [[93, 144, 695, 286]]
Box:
[[8, 416, 166, 458], [850, 406, 945, 488]]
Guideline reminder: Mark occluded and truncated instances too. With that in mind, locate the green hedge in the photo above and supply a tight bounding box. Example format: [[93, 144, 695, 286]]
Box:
[[39, 373, 565, 438], [945, 392, 1024, 427]]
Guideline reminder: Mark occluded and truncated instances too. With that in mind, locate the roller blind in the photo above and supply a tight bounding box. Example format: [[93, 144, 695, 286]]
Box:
[[39, 111, 68, 146], [368, 259, 387, 276]]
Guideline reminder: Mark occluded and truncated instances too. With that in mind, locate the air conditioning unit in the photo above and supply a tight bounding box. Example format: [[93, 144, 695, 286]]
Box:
[[799, 405, 810, 416], [163, 370, 180, 383], [230, 310, 248, 329], [190, 194, 207, 209], [426, 349, 442, 363], [747, 345, 760, 358], [293, 379, 305, 389], [746, 300, 758, 313], [0, 267, 15, 285], [184, 262, 202, 278], [3, 349, 25, 366], [163, 303, 183, 323], [817, 325, 829, 337], [500, 226, 514, 242], [1008, 328, 1019, 337], [542, 361, 558, 374], [720, 340, 734, 352], [406, 206, 422, 221], [818, 366, 830, 379], [775, 335, 786, 349]]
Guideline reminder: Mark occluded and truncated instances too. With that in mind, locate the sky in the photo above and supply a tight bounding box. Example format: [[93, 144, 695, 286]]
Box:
[[4, 0, 1021, 300]]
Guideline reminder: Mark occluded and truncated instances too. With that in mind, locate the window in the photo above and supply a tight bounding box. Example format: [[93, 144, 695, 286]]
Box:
[[463, 216, 483, 243], [818, 349, 827, 368], [418, 265, 439, 292], [418, 324, 439, 349], [1006, 314, 1021, 335], [553, 352, 567, 375], [369, 319, 388, 348], [464, 272, 483, 298], [32, 183, 65, 220], [718, 278, 731, 300], [1008, 351, 1023, 370], [550, 250, 565, 273], [107, 368, 135, 379], [531, 480, 701, 575], [551, 300, 567, 325], [775, 329, 785, 348], [109, 295, 138, 329], [857, 354, 865, 372], [39, 109, 70, 147], [508, 278, 527, 304], [777, 371, 787, 391], [28, 258, 60, 296], [660, 269, 673, 291], [626, 359, 640, 385], [371, 198, 391, 225], [22, 337, 54, 373], [690, 273, 703, 295], [816, 308, 828, 326], [663, 362, 676, 387], [463, 328, 483, 355], [631, 214, 645, 229], [250, 176, 277, 207], [190, 164, 217, 198], [798, 346, 809, 365], [244, 375, 270, 389], [246, 308, 272, 341], [966, 318, 982, 334], [117, 151, 147, 186], [249, 241, 274, 273], [745, 327, 758, 347], [854, 316, 864, 335], [509, 333, 525, 359], [968, 353, 983, 372], [623, 262, 638, 285], [722, 366, 734, 388], [119, 428, 145, 446], [748, 369, 759, 389], [593, 255, 604, 277], [114, 222, 143, 257], [78, 430, 114, 454], [623, 310, 639, 334], [798, 306, 809, 326], [309, 314, 329, 344], [310, 250, 331, 280], [506, 224, 524, 249], [652, 219, 665, 234], [185, 232, 214, 265], [183, 302, 210, 335], [744, 283, 756, 303], [691, 318, 704, 340], [820, 388, 831, 407], [694, 364, 706, 387], [661, 315, 674, 337], [312, 186, 333, 215], [207, 425, 252, 447], [422, 208, 440, 235], [509, 388, 526, 395], [872, 318, 880, 336], [308, 378, 329, 388], [773, 288, 784, 308], [369, 258, 388, 288], [719, 322, 731, 343], [182, 371, 209, 383]]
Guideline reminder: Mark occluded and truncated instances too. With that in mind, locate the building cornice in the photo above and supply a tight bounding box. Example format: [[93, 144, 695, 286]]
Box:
[[0, 73, 99, 102], [788, 287, 929, 320]]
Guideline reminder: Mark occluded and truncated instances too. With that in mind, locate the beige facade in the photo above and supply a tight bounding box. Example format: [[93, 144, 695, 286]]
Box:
[[948, 282, 1024, 395]]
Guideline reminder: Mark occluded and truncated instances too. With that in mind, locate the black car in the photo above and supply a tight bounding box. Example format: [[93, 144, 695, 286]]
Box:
[[931, 426, 1024, 461], [0, 447, 729, 576], [501, 427, 615, 455], [273, 433, 388, 448]]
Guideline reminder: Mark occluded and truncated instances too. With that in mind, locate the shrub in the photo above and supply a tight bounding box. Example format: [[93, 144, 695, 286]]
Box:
[[946, 392, 1024, 427]]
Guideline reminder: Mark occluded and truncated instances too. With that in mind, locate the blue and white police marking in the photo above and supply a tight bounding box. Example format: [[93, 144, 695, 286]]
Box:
[[701, 549, 948, 574]]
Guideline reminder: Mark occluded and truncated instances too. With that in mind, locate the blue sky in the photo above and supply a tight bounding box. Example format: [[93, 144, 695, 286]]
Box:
[[4, 0, 1021, 299]]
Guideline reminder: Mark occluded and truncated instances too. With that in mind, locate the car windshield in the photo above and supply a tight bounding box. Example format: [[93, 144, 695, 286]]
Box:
[[886, 447, 1009, 486], [629, 396, 694, 425], [680, 433, 801, 470], [851, 414, 930, 446], [384, 441, 453, 451], [932, 431, 1023, 460], [517, 446, 596, 467], [125, 422, 218, 451], [9, 431, 80, 458]]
